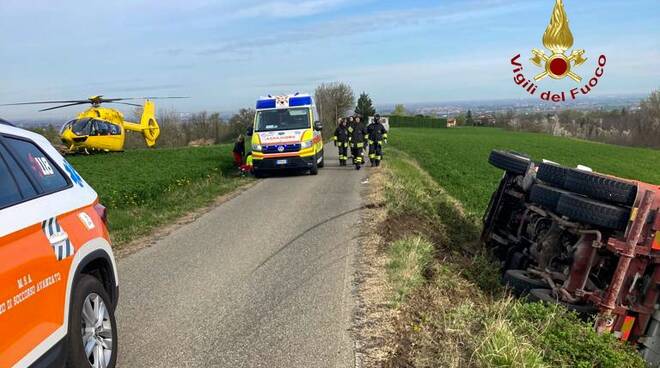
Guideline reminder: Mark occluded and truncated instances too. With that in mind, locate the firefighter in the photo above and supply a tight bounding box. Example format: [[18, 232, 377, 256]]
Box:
[[348, 115, 368, 170], [333, 118, 350, 166], [367, 114, 388, 167]]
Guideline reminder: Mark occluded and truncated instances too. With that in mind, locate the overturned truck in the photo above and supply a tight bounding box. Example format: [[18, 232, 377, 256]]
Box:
[[482, 150, 660, 362]]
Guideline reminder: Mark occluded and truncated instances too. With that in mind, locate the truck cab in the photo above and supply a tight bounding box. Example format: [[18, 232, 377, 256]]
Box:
[[248, 94, 324, 177]]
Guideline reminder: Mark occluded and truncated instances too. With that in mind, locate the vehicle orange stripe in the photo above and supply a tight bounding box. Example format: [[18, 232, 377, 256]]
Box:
[[620, 316, 635, 341]]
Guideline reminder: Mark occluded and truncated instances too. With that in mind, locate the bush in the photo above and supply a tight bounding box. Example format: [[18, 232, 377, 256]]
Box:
[[389, 115, 447, 128]]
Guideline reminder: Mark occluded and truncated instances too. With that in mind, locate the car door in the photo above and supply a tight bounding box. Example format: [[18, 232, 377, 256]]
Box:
[[0, 136, 72, 367]]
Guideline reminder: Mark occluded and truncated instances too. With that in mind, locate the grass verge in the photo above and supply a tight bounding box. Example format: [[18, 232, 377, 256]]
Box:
[[68, 145, 251, 247], [373, 149, 645, 368], [389, 127, 660, 215]]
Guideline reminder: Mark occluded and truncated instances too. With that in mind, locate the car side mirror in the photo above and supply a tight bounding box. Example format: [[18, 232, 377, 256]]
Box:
[[246, 127, 254, 136], [314, 121, 323, 131]]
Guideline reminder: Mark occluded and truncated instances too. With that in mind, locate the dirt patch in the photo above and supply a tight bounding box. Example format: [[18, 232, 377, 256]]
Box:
[[353, 168, 400, 367], [114, 180, 258, 259]]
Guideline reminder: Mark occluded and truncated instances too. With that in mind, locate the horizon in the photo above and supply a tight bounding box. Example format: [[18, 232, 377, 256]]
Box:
[[1, 0, 658, 120]]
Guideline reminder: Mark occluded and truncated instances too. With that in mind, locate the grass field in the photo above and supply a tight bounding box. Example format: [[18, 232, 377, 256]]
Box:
[[389, 127, 660, 216], [379, 149, 645, 367], [68, 145, 250, 246]]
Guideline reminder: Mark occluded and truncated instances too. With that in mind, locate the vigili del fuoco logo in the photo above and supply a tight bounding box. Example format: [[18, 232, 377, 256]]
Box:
[[510, 0, 607, 102]]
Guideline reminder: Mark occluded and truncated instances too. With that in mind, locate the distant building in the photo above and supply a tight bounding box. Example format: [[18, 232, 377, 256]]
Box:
[[447, 118, 457, 128], [475, 114, 496, 127]]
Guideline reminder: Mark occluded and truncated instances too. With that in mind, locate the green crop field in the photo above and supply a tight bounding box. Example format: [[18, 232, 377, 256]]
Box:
[[389, 127, 660, 216], [68, 145, 250, 246]]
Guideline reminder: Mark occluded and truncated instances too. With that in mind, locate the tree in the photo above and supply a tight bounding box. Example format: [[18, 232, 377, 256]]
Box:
[[391, 104, 408, 116], [314, 82, 355, 137], [466, 109, 475, 126], [354, 92, 376, 121], [229, 108, 256, 138]]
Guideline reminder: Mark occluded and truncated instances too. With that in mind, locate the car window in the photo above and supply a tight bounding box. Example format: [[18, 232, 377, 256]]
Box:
[[0, 155, 22, 209], [4, 137, 69, 194], [0, 144, 37, 198]]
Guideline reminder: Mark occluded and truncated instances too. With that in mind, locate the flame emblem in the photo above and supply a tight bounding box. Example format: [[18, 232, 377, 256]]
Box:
[[530, 0, 586, 82]]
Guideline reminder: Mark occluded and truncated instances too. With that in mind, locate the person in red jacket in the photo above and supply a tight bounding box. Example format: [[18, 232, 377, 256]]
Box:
[[232, 135, 245, 167]]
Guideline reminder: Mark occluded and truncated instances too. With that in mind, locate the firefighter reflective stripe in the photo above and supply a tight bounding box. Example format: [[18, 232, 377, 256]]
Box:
[[356, 142, 364, 148], [368, 140, 374, 145], [653, 231, 660, 250], [332, 136, 337, 141], [41, 217, 74, 261], [369, 153, 376, 159]]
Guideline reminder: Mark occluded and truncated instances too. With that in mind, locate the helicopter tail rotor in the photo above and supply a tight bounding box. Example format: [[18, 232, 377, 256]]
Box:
[[140, 100, 160, 147]]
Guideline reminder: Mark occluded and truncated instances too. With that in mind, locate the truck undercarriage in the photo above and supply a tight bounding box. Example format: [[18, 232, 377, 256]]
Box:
[[482, 150, 660, 363]]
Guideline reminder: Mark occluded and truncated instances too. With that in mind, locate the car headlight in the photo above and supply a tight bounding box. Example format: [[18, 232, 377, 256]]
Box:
[[301, 140, 313, 149], [252, 144, 263, 152]]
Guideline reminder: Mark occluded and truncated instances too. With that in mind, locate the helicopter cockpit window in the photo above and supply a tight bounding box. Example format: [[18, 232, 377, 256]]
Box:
[[70, 118, 92, 136], [89, 119, 120, 136]]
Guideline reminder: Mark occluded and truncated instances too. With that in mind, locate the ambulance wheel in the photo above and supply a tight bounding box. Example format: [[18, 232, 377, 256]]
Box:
[[253, 169, 266, 178], [66, 275, 117, 368], [310, 158, 319, 175]]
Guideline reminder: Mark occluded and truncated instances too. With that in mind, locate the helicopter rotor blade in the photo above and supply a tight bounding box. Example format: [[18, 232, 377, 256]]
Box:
[[109, 102, 143, 107], [0, 100, 89, 106], [104, 96, 189, 102], [38, 102, 90, 112]]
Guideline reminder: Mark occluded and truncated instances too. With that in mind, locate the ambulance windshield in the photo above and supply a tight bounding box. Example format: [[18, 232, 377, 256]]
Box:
[[255, 108, 310, 132]]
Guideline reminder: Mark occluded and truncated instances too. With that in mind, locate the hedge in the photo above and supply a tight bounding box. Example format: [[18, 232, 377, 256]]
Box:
[[388, 115, 447, 128]]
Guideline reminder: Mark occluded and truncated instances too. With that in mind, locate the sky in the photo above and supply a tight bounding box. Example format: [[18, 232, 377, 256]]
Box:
[[0, 0, 658, 120]]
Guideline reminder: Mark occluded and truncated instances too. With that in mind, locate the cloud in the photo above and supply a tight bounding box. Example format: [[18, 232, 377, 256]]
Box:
[[193, 0, 535, 58], [230, 0, 352, 19]]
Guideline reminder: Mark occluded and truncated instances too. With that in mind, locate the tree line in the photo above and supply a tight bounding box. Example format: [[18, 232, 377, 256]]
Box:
[[497, 91, 660, 149]]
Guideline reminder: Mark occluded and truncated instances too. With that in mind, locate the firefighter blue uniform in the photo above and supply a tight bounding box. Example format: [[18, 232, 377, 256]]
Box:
[[348, 119, 368, 170], [333, 120, 350, 166], [367, 115, 388, 167]]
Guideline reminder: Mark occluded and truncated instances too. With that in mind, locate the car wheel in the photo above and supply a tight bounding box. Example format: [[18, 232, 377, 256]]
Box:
[[503, 270, 549, 296], [556, 193, 631, 230], [66, 275, 117, 368], [564, 169, 637, 206], [528, 288, 597, 317], [488, 150, 532, 175]]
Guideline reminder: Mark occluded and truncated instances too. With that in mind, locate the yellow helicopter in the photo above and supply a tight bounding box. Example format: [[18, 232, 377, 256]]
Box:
[[1, 95, 185, 153]]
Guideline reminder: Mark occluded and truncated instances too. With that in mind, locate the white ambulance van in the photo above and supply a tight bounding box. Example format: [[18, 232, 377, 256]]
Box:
[[247, 94, 324, 177]]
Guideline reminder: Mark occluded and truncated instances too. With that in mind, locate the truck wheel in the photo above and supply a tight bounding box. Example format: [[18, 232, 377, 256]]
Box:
[[503, 270, 548, 296], [528, 288, 597, 317], [529, 184, 569, 212], [537, 162, 569, 187], [66, 275, 117, 368], [564, 169, 637, 206], [488, 150, 532, 175], [556, 193, 630, 230]]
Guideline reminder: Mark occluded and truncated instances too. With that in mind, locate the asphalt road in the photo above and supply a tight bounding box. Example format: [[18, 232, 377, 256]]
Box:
[[116, 148, 367, 367]]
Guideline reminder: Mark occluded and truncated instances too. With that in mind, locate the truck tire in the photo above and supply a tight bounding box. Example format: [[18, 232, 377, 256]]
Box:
[[537, 162, 569, 187], [556, 193, 630, 230], [488, 150, 532, 175], [528, 288, 597, 317], [503, 270, 548, 296], [564, 169, 637, 206], [529, 184, 569, 212]]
